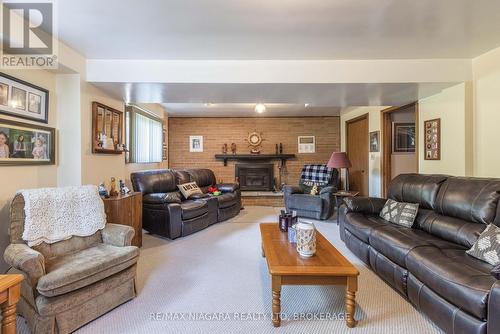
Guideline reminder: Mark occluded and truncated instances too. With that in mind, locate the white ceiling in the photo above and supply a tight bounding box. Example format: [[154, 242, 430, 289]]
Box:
[[162, 103, 340, 117], [58, 0, 500, 60]]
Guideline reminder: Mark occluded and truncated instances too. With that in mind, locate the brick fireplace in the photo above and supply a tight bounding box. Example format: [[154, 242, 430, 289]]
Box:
[[235, 163, 274, 191]]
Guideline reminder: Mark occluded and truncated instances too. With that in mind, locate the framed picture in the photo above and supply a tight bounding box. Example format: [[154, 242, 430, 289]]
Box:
[[369, 131, 380, 152], [298, 135, 315, 153], [0, 118, 55, 166], [393, 123, 415, 153], [189, 135, 203, 152], [424, 118, 441, 160], [0, 73, 49, 123], [92, 102, 123, 154]]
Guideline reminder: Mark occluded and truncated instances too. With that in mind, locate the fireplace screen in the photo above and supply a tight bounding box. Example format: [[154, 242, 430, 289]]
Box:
[[235, 163, 274, 191]]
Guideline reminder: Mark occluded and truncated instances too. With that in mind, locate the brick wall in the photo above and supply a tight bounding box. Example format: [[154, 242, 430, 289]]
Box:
[[168, 117, 340, 185]]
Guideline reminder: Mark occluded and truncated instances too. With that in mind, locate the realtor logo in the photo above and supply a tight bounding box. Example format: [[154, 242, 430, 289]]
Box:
[[1, 1, 58, 69]]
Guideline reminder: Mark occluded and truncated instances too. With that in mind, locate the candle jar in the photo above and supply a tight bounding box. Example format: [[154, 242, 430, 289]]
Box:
[[279, 214, 289, 232]]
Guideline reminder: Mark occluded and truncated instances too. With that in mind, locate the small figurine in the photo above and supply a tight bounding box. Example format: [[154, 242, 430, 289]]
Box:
[[310, 185, 319, 195], [119, 179, 131, 194], [222, 143, 228, 154], [279, 143, 283, 154], [109, 177, 119, 197], [275, 144, 279, 155], [231, 143, 237, 154], [98, 182, 109, 197]]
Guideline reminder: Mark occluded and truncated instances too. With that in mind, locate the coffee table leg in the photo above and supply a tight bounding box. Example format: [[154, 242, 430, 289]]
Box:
[[346, 276, 358, 328], [272, 275, 281, 327]]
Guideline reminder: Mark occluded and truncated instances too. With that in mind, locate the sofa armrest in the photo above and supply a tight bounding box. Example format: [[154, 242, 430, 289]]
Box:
[[102, 223, 135, 247], [283, 185, 303, 195], [488, 281, 500, 332], [320, 185, 337, 196], [343, 197, 387, 215], [166, 203, 183, 239], [4, 243, 45, 286], [216, 183, 239, 193], [143, 192, 181, 204], [492, 265, 500, 280]]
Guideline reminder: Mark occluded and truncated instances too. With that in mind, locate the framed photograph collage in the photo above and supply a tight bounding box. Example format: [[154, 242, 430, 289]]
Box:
[[424, 118, 441, 160], [0, 73, 54, 166]]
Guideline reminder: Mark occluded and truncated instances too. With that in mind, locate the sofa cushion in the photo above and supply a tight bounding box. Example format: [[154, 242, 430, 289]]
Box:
[[217, 192, 238, 209], [406, 246, 496, 320], [344, 213, 390, 243], [185, 169, 216, 188], [467, 223, 500, 266], [379, 199, 419, 228], [180, 200, 208, 220], [369, 224, 465, 268], [143, 192, 182, 204], [37, 244, 139, 297], [388, 174, 447, 210], [178, 182, 203, 199], [286, 193, 323, 213], [435, 177, 500, 224], [416, 211, 487, 248]]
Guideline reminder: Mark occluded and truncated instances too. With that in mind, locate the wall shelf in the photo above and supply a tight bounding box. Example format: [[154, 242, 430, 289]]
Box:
[[214, 154, 296, 166]]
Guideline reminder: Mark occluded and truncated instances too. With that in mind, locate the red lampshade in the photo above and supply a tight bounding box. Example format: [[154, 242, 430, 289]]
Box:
[[327, 152, 352, 168]]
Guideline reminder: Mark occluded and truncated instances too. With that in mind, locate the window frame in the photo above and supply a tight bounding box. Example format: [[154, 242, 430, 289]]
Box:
[[125, 105, 163, 164]]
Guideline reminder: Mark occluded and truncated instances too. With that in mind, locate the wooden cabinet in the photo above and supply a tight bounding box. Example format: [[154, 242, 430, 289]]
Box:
[[102, 192, 143, 247]]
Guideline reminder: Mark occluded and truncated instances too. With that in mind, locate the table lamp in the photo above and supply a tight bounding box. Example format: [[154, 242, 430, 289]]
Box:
[[327, 152, 352, 191]]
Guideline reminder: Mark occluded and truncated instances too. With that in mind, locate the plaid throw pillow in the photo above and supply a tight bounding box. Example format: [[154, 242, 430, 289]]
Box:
[[467, 224, 500, 266], [380, 199, 419, 228]]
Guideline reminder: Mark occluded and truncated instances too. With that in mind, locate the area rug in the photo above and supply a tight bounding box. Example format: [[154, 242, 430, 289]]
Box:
[[17, 206, 442, 334]]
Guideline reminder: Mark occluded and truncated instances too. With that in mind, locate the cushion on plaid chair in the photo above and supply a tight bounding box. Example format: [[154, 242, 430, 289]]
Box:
[[299, 164, 335, 192]]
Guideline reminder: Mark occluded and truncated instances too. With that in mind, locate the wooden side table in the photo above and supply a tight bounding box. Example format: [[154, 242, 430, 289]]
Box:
[[333, 191, 359, 224], [0, 274, 23, 334], [102, 192, 143, 247]]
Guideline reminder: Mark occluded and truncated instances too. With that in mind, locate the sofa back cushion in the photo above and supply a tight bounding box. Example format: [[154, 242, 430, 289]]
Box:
[[130, 169, 177, 194], [388, 174, 448, 210], [415, 211, 486, 248], [185, 169, 216, 191], [9, 194, 102, 259], [435, 177, 500, 224]]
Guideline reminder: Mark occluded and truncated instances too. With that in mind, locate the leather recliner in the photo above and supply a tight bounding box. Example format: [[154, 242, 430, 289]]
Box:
[[130, 168, 240, 239], [339, 174, 500, 334]]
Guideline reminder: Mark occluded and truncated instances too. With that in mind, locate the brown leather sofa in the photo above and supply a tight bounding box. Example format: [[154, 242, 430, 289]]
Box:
[[130, 168, 240, 239], [339, 174, 500, 334]]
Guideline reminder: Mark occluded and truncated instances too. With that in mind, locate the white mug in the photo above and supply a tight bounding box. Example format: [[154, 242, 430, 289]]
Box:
[[296, 222, 316, 257]]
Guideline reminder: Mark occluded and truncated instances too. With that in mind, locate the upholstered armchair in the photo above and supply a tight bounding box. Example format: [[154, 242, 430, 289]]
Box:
[[4, 193, 139, 334], [283, 164, 339, 220]]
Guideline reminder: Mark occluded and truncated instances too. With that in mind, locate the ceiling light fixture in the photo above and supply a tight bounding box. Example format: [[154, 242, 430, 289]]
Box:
[[204, 103, 213, 107], [304, 103, 310, 108], [255, 103, 266, 113]]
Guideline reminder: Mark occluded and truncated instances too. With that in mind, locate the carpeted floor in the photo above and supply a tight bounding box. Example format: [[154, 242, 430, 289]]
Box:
[[18, 206, 442, 334]]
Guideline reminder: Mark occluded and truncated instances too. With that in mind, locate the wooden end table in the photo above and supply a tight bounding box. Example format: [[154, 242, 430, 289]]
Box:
[[0, 274, 23, 334], [260, 223, 359, 328], [332, 191, 359, 225]]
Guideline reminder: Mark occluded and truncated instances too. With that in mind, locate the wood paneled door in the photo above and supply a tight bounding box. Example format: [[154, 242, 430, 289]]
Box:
[[346, 114, 369, 196]]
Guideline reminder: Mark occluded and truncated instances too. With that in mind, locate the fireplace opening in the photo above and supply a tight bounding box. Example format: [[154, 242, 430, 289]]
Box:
[[235, 163, 274, 191]]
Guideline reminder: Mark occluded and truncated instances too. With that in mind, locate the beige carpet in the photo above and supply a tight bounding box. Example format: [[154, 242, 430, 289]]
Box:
[[18, 206, 442, 334]]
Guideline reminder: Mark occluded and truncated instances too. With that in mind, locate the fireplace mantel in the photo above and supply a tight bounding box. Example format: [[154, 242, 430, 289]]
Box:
[[214, 154, 296, 166]]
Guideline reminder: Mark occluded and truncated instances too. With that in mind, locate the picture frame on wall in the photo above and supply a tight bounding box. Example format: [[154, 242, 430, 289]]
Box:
[[393, 122, 416, 153], [189, 135, 203, 152], [0, 73, 49, 123], [0, 118, 55, 166], [369, 131, 380, 152], [424, 118, 441, 160]]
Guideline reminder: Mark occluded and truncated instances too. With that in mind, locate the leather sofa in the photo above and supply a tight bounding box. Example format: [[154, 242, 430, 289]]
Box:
[[339, 174, 500, 334], [130, 168, 241, 239]]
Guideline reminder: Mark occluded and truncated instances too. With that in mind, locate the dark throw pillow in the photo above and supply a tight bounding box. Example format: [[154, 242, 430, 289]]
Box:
[[379, 199, 419, 228], [467, 223, 500, 266]]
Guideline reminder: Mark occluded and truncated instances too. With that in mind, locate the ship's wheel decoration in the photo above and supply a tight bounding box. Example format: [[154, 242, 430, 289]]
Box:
[[246, 130, 264, 154]]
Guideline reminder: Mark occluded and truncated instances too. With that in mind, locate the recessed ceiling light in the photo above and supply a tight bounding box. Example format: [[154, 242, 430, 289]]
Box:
[[204, 103, 212, 107], [304, 103, 310, 108], [255, 103, 266, 113]]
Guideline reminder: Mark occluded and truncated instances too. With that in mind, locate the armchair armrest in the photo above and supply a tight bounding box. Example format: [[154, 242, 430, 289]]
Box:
[[215, 183, 239, 193], [4, 243, 45, 286], [282, 185, 303, 195], [320, 185, 337, 196], [102, 223, 135, 247], [343, 197, 387, 215]]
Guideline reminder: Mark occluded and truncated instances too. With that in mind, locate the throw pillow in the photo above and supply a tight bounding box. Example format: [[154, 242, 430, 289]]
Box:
[[177, 182, 203, 199], [467, 224, 500, 266], [379, 199, 419, 228]]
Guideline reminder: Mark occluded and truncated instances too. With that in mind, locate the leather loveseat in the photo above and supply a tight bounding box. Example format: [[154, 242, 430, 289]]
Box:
[[339, 174, 500, 334], [130, 168, 241, 239]]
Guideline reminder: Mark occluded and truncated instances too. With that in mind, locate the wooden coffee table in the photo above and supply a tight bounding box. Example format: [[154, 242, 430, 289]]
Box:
[[260, 223, 359, 328]]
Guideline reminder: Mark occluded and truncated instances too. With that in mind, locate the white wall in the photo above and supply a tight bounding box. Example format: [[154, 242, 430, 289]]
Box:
[[340, 106, 389, 197], [473, 46, 500, 178], [418, 83, 473, 176]]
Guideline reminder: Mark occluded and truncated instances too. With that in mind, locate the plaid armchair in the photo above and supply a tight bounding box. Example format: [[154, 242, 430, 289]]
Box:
[[283, 164, 339, 220]]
